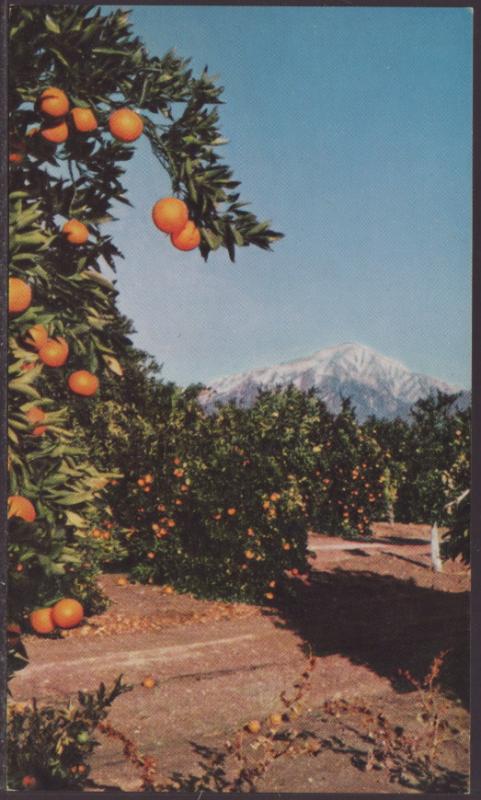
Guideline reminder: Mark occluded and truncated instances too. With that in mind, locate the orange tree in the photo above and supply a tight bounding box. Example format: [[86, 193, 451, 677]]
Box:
[[389, 392, 470, 525], [8, 4, 282, 624]]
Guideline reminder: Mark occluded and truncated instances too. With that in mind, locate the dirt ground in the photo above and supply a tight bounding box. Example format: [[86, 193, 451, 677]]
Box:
[[11, 522, 470, 793]]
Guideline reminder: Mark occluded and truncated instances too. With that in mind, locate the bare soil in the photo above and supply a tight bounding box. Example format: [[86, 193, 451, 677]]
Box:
[[11, 522, 470, 793]]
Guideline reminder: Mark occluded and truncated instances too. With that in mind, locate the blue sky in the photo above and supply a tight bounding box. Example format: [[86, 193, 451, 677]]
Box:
[[104, 6, 472, 389]]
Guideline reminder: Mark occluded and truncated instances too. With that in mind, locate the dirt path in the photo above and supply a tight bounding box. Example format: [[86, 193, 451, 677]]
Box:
[[10, 523, 470, 793]]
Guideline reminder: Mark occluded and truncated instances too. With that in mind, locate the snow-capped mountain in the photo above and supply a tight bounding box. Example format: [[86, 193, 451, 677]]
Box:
[[198, 343, 468, 421]]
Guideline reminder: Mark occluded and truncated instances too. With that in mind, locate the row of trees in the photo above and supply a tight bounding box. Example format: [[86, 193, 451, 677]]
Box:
[[74, 329, 471, 602]]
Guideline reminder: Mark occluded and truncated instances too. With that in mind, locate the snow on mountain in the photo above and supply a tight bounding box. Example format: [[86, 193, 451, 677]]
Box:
[[198, 343, 467, 421]]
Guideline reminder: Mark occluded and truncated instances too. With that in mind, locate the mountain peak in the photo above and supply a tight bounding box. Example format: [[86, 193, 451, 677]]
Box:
[[199, 343, 464, 421]]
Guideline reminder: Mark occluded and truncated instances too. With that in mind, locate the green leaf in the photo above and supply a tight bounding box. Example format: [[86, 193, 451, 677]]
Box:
[[45, 14, 61, 34]]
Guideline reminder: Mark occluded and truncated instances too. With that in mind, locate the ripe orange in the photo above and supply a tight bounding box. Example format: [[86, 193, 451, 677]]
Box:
[[138, 478, 146, 486], [152, 198, 189, 235], [9, 277, 32, 314], [117, 577, 128, 586], [8, 495, 36, 523], [147, 551, 156, 559], [38, 337, 69, 367], [25, 323, 49, 350], [227, 507, 237, 516], [21, 776, 38, 790], [63, 219, 89, 244], [71, 107, 98, 132], [171, 221, 201, 251], [29, 607, 55, 635], [282, 542, 291, 551], [40, 121, 69, 143], [142, 676, 157, 689], [26, 406, 47, 436], [68, 370, 99, 396], [244, 550, 255, 559], [144, 473, 153, 484], [40, 87, 70, 117], [51, 598, 84, 629], [109, 108, 143, 142], [246, 720, 261, 735], [265, 592, 274, 600], [9, 151, 24, 164]]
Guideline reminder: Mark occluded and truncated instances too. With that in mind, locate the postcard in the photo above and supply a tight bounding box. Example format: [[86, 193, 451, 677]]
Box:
[[5, 3, 473, 793]]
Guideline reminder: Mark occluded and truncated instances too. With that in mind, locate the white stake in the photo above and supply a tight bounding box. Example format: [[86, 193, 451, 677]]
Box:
[[431, 521, 443, 573]]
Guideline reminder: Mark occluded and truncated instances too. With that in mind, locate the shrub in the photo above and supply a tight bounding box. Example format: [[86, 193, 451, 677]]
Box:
[[7, 676, 130, 790]]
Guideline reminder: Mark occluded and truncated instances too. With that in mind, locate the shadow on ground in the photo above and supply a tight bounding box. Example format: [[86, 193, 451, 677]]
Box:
[[270, 569, 469, 707]]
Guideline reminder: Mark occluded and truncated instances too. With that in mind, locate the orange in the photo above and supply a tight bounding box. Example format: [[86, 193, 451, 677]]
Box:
[[68, 370, 99, 396], [39, 87, 69, 117], [265, 592, 274, 600], [8, 495, 36, 523], [269, 713, 283, 727], [51, 598, 84, 629], [29, 607, 55, 635], [38, 337, 69, 367], [144, 473, 153, 484], [171, 221, 201, 251], [21, 777, 38, 790], [25, 406, 47, 436], [142, 676, 156, 688], [108, 108, 143, 142], [137, 478, 146, 486], [246, 720, 261, 734], [40, 121, 69, 143], [227, 507, 237, 516], [147, 551, 156, 559], [244, 550, 255, 559], [63, 219, 89, 244], [71, 107, 98, 132], [25, 323, 49, 350], [152, 198, 189, 235], [9, 151, 24, 164], [117, 577, 128, 586], [9, 277, 32, 314]]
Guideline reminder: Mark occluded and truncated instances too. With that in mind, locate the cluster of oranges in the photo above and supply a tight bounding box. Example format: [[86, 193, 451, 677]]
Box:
[[8, 298, 100, 398], [9, 86, 144, 151], [90, 527, 111, 541], [29, 598, 84, 635], [137, 473, 154, 493], [152, 196, 201, 252]]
